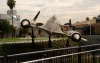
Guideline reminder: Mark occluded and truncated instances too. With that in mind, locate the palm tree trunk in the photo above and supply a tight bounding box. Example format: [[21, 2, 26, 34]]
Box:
[[11, 9, 14, 38]]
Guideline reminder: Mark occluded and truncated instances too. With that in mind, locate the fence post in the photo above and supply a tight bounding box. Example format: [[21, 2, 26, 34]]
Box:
[[3, 43, 8, 63], [92, 46, 95, 63], [78, 46, 81, 63], [4, 55, 8, 63]]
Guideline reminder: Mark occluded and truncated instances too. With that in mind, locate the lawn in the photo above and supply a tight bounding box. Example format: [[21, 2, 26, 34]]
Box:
[[0, 38, 29, 42], [0, 37, 67, 43]]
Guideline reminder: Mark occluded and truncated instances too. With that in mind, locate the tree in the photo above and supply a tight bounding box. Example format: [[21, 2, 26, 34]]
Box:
[[96, 15, 100, 23], [93, 17, 96, 19], [36, 23, 43, 36], [86, 17, 90, 21], [7, 0, 16, 38], [19, 28, 29, 37], [36, 22, 43, 26], [64, 23, 69, 25], [0, 19, 12, 38]]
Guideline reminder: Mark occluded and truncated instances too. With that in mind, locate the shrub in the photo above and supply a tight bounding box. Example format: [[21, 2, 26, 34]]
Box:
[[0, 39, 78, 55]]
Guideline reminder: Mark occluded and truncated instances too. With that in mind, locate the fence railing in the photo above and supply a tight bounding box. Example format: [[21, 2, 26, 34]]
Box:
[[0, 43, 100, 63], [21, 49, 100, 63]]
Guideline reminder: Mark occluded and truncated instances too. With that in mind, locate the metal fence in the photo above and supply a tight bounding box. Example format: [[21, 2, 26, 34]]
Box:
[[21, 49, 100, 63], [0, 43, 100, 63]]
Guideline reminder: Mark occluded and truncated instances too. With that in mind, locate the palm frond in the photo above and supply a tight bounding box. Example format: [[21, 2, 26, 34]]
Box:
[[7, 0, 16, 9]]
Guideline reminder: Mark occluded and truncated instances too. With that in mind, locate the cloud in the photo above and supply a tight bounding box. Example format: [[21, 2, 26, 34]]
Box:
[[0, 0, 100, 24]]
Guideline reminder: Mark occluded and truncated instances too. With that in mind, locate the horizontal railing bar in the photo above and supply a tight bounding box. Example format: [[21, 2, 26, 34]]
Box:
[[21, 49, 100, 63], [0, 56, 4, 58], [7, 46, 79, 57], [7, 43, 100, 57], [81, 43, 100, 48]]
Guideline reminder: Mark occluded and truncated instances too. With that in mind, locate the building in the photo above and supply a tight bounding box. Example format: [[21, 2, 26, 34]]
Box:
[[73, 17, 96, 26], [0, 10, 20, 37], [61, 25, 69, 33], [0, 10, 20, 28], [72, 17, 100, 35]]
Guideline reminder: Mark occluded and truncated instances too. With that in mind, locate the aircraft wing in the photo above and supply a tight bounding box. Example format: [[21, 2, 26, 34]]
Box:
[[37, 21, 65, 35]]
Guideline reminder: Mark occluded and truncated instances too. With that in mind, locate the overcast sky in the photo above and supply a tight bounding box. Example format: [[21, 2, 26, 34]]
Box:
[[0, 0, 100, 24]]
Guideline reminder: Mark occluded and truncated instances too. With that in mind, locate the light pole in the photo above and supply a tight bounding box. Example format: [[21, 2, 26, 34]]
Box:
[[88, 22, 91, 36], [90, 23, 91, 36]]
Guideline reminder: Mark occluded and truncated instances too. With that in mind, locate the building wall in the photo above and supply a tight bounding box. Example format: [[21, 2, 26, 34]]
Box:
[[0, 10, 20, 37], [29, 27, 48, 38], [7, 10, 17, 15], [72, 18, 100, 35], [74, 19, 96, 26], [92, 23, 100, 35], [0, 10, 20, 29], [71, 18, 95, 35]]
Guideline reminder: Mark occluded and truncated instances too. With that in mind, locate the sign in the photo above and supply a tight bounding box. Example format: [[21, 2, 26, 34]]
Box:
[[62, 25, 69, 31]]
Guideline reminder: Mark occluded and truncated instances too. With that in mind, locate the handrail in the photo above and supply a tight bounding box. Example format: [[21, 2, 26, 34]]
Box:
[[0, 56, 4, 59], [7, 43, 100, 57], [21, 49, 100, 63], [7, 46, 78, 57]]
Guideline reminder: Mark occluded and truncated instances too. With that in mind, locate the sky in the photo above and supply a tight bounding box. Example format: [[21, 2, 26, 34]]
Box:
[[0, 0, 100, 24]]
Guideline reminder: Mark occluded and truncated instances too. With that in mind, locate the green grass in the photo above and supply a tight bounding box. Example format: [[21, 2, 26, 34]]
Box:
[[0, 37, 67, 43], [0, 38, 24, 42], [0, 38, 33, 42], [34, 37, 48, 40]]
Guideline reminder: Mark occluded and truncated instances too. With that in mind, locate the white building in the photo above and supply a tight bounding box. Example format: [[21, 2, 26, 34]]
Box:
[[0, 10, 20, 29], [0, 10, 20, 37]]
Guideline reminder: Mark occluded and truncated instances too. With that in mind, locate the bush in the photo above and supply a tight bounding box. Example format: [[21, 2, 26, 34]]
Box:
[[0, 39, 78, 55]]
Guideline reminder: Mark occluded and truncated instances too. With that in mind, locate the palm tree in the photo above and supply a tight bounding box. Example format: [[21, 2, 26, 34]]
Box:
[[7, 0, 16, 38]]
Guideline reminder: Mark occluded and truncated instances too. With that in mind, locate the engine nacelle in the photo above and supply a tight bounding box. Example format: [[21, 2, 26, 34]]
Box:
[[21, 11, 40, 28], [21, 19, 30, 28], [66, 30, 81, 42], [21, 19, 36, 28]]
